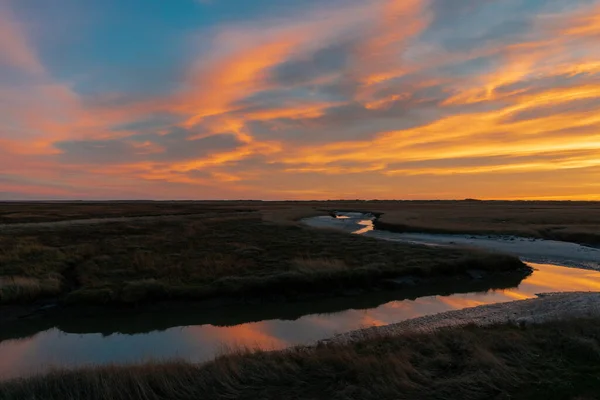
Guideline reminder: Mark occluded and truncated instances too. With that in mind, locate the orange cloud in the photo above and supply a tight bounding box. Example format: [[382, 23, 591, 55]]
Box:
[[2, 0, 600, 200], [560, 3, 600, 37], [268, 2, 600, 201], [0, 5, 44, 76], [356, 0, 429, 84], [180, 38, 301, 129]]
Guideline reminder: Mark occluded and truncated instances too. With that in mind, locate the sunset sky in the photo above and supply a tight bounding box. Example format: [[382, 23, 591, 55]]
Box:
[[1, 0, 600, 200]]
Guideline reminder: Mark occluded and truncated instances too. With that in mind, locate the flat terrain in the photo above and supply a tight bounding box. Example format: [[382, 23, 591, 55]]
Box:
[[369, 200, 600, 246], [1, 201, 598, 399], [0, 201, 264, 224], [2, 316, 599, 400], [2, 200, 599, 244], [0, 204, 525, 308], [2, 199, 598, 307]]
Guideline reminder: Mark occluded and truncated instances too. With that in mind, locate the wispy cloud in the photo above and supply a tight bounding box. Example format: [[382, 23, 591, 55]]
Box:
[[1, 0, 599, 199]]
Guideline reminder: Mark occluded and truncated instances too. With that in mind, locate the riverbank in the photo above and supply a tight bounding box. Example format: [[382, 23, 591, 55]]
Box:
[[304, 212, 600, 270], [0, 209, 528, 322], [0, 266, 531, 341], [367, 230, 600, 270], [333, 291, 600, 342], [3, 293, 599, 400]]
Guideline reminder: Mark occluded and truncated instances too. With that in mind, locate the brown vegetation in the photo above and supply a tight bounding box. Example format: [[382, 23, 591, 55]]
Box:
[[368, 201, 600, 245], [0, 201, 327, 225], [0, 201, 261, 224], [0, 205, 526, 306], [0, 276, 63, 303], [2, 317, 599, 400], [2, 200, 599, 245]]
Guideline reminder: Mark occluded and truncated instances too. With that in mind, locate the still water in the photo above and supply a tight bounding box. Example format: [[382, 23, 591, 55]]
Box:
[[1, 263, 599, 380], [1, 214, 599, 380]]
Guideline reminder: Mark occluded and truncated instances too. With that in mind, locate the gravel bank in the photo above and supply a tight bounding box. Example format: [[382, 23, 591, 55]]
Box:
[[331, 291, 600, 343]]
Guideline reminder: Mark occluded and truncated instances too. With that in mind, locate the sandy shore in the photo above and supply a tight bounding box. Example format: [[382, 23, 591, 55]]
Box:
[[330, 291, 600, 343]]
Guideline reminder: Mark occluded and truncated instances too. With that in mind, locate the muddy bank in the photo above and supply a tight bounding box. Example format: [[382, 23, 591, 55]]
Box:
[[303, 213, 600, 270], [331, 291, 600, 343], [367, 230, 600, 270]]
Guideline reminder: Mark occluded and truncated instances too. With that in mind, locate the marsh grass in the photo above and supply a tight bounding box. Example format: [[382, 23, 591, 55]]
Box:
[[0, 275, 63, 303], [3, 200, 598, 244], [0, 201, 264, 224], [0, 210, 526, 305], [369, 201, 600, 245], [0, 239, 68, 274], [2, 318, 599, 400], [290, 257, 348, 274]]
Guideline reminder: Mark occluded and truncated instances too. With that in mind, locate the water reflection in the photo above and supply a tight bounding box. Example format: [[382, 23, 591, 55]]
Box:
[[1, 262, 598, 381], [0, 268, 528, 342], [353, 219, 374, 235]]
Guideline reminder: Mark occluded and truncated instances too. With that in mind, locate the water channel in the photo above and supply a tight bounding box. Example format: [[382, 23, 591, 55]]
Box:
[[1, 212, 598, 380]]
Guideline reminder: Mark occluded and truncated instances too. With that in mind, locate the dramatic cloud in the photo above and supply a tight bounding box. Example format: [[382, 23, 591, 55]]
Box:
[[1, 0, 599, 199]]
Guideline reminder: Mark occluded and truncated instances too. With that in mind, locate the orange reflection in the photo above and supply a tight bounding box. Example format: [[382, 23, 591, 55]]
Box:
[[184, 322, 288, 350], [438, 296, 487, 310], [523, 263, 600, 292], [500, 289, 532, 301], [357, 314, 388, 328], [0, 338, 39, 379]]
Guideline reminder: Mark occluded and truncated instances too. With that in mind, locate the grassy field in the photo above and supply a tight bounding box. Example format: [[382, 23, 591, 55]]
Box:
[[5, 199, 598, 307], [2, 200, 599, 245], [2, 317, 599, 400], [0, 201, 263, 224], [368, 201, 600, 245], [0, 206, 526, 306]]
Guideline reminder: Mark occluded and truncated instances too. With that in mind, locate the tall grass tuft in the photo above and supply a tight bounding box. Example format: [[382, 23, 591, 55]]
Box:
[[0, 275, 63, 303]]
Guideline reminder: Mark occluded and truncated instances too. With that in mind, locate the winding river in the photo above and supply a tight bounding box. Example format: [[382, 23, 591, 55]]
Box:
[[305, 212, 600, 270], [1, 212, 599, 381]]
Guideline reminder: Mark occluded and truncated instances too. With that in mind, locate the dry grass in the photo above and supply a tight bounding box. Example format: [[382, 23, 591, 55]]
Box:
[[368, 201, 600, 245], [0, 201, 262, 224], [2, 318, 599, 400], [0, 275, 63, 303], [261, 206, 329, 224], [0, 201, 326, 225], [0, 208, 527, 306], [291, 257, 348, 273], [0, 239, 70, 302], [2, 200, 598, 244]]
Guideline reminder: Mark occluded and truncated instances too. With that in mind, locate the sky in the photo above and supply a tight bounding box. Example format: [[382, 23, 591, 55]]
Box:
[[1, 0, 600, 200]]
